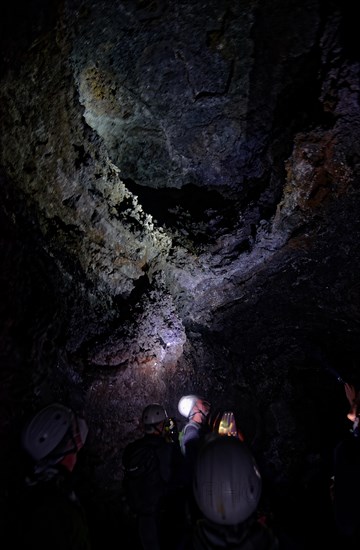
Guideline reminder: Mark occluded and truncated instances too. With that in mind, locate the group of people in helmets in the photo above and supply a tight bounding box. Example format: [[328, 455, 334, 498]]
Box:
[[7, 383, 360, 549], [121, 394, 277, 550], [10, 395, 273, 550]]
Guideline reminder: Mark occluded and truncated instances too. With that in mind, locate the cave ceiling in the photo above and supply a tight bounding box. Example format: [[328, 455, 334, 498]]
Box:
[[0, 0, 359, 492]]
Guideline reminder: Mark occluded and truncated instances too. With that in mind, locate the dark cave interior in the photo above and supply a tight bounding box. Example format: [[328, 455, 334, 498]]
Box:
[[1, 1, 360, 549]]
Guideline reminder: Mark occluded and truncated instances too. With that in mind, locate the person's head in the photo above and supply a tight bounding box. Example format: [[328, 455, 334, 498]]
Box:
[[193, 435, 262, 525], [178, 394, 211, 424], [22, 403, 88, 473], [348, 397, 360, 437], [142, 403, 168, 435]]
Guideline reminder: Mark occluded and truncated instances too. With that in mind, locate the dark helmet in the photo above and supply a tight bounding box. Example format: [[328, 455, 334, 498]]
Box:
[[22, 403, 88, 463], [193, 435, 262, 525], [142, 403, 168, 426]]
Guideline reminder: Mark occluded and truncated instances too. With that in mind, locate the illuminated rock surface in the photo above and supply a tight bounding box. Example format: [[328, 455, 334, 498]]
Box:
[[0, 0, 359, 546]]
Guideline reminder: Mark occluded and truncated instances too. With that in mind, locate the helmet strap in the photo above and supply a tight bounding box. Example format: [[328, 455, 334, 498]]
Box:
[[190, 407, 208, 421]]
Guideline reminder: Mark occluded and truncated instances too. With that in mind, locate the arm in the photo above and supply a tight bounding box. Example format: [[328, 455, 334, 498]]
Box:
[[344, 383, 358, 421]]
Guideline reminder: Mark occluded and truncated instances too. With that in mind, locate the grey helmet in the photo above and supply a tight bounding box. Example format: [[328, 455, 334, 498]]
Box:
[[193, 435, 262, 525], [142, 403, 168, 426], [22, 403, 74, 462]]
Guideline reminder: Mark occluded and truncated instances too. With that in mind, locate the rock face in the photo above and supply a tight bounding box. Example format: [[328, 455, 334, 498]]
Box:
[[0, 0, 359, 530]]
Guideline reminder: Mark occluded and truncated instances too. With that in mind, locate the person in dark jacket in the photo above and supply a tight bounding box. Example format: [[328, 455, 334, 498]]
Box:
[[177, 394, 212, 530], [122, 403, 187, 550], [5, 402, 92, 550], [190, 434, 279, 550], [331, 382, 360, 549], [178, 395, 211, 467]]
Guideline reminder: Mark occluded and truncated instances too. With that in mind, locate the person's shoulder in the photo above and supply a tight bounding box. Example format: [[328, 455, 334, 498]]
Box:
[[336, 432, 360, 452], [184, 421, 200, 433], [248, 518, 280, 550], [123, 436, 146, 459], [123, 435, 162, 467], [149, 435, 173, 457], [123, 435, 148, 453], [9, 478, 81, 524], [193, 516, 279, 550], [139, 434, 167, 451], [335, 433, 360, 469]]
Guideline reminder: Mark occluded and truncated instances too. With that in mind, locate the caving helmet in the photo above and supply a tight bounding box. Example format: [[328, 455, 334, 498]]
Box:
[[193, 435, 262, 525], [22, 403, 88, 464], [178, 394, 210, 420], [142, 403, 168, 432]]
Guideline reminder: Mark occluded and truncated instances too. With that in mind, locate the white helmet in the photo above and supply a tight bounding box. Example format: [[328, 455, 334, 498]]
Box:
[[193, 435, 262, 525], [22, 403, 74, 462], [142, 403, 168, 426], [178, 395, 200, 418]]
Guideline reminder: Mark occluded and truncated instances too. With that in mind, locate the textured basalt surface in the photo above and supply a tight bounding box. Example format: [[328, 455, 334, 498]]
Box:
[[1, 0, 359, 545]]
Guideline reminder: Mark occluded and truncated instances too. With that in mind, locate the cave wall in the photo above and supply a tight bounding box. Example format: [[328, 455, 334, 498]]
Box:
[[0, 0, 360, 503]]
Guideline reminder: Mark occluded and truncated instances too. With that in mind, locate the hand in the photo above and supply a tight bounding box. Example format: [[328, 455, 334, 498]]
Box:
[[344, 383, 357, 405], [164, 417, 179, 443], [329, 476, 335, 502], [345, 383, 358, 422]]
